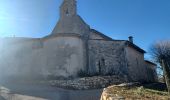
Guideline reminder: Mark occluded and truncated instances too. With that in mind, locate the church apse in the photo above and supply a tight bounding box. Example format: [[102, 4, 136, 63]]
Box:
[[43, 36, 84, 78]]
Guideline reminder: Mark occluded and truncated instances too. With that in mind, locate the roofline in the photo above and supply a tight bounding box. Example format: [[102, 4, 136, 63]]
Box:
[[90, 29, 113, 41], [126, 41, 146, 53], [145, 60, 157, 66], [89, 29, 145, 53], [43, 33, 81, 41]]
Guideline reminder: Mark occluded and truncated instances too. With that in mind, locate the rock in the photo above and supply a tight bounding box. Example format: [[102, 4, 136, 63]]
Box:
[[113, 82, 141, 87], [49, 75, 127, 90], [100, 82, 141, 100], [100, 89, 125, 100]]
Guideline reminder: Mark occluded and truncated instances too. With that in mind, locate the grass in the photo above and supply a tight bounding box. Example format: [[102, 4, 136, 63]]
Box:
[[106, 83, 170, 100]]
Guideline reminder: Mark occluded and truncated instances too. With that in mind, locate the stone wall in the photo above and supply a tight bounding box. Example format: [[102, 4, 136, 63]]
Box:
[[125, 46, 149, 82], [0, 36, 157, 83], [89, 31, 104, 40], [88, 40, 128, 77], [145, 61, 158, 82], [49, 76, 128, 90], [0, 38, 43, 79], [0, 35, 86, 79], [43, 36, 85, 78]]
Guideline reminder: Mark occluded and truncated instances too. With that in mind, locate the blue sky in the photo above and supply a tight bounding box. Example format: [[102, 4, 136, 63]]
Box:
[[0, 0, 170, 59]]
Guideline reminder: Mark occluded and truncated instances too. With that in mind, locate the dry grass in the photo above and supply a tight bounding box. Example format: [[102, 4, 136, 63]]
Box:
[[106, 85, 170, 100]]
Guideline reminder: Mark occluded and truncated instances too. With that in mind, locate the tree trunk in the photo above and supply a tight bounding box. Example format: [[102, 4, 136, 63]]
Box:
[[161, 60, 170, 94]]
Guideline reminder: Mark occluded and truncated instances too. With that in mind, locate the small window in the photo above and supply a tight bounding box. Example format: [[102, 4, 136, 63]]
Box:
[[136, 58, 139, 67], [101, 58, 105, 66], [98, 61, 101, 73], [98, 58, 105, 74], [66, 8, 69, 16]]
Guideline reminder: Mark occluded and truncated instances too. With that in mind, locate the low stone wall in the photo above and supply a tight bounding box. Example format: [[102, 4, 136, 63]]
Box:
[[49, 76, 128, 90]]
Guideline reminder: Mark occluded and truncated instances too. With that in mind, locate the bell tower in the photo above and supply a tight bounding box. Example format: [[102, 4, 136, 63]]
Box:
[[51, 0, 90, 36], [60, 0, 77, 18], [50, 0, 90, 75]]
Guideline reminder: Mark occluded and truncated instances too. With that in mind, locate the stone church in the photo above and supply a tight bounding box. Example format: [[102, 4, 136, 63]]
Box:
[[0, 0, 157, 82]]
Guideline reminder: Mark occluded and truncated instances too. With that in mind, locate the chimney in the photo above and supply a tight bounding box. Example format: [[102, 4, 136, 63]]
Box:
[[128, 36, 133, 43]]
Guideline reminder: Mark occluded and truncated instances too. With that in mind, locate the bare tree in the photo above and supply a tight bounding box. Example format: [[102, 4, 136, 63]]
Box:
[[151, 41, 170, 94]]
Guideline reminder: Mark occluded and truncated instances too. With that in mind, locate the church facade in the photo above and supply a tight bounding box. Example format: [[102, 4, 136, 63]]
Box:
[[0, 0, 157, 82]]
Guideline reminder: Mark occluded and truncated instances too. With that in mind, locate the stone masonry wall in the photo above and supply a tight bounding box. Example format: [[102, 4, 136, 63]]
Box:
[[43, 36, 85, 78], [125, 46, 148, 82], [145, 62, 158, 82], [0, 38, 44, 79], [0, 36, 85, 79], [88, 40, 128, 77]]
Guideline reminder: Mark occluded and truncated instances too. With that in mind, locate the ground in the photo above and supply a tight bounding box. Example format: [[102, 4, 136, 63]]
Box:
[[1, 77, 169, 100], [101, 83, 170, 100], [0, 79, 102, 100], [0, 96, 5, 100]]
